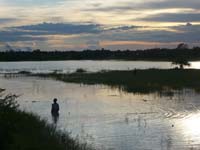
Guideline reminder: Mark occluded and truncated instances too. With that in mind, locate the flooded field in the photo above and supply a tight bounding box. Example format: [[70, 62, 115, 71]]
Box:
[[1, 75, 200, 150]]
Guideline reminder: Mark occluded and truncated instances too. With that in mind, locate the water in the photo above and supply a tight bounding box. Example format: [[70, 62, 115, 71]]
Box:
[[0, 60, 200, 73], [1, 75, 200, 150]]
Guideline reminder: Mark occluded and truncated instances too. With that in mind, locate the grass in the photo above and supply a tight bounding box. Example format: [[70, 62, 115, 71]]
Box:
[[35, 69, 200, 94], [0, 92, 93, 150]]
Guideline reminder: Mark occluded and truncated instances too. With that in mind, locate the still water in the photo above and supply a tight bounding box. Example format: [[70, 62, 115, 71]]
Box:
[[0, 60, 200, 73], [1, 75, 200, 150]]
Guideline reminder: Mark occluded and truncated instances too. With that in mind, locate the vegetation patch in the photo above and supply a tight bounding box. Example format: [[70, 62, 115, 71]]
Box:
[[35, 69, 200, 94]]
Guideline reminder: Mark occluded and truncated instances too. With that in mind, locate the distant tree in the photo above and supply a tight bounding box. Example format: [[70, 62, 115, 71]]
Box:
[[176, 43, 189, 50], [186, 22, 192, 26], [33, 49, 41, 53], [172, 57, 190, 69], [193, 46, 200, 50]]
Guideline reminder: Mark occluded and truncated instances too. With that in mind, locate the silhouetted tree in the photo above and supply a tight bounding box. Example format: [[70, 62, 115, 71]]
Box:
[[172, 57, 190, 69], [176, 43, 189, 49]]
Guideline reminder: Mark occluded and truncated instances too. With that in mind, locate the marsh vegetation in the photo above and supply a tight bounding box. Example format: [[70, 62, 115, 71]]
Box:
[[35, 69, 200, 93]]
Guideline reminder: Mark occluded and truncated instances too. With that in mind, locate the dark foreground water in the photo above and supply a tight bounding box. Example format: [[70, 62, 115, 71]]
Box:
[[1, 76, 200, 150]]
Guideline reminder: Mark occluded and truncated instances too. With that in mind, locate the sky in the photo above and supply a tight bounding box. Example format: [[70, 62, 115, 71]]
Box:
[[0, 0, 200, 51]]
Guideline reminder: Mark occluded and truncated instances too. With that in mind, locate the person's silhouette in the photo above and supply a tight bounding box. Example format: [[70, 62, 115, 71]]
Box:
[[51, 98, 59, 124]]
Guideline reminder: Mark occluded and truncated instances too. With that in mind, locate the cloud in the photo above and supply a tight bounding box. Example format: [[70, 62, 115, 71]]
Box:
[[1, 42, 34, 51], [100, 40, 180, 50], [13, 22, 101, 34], [107, 26, 140, 31], [0, 0, 66, 6], [83, 5, 134, 13], [96, 24, 200, 43], [83, 0, 200, 13], [0, 18, 18, 24], [0, 23, 103, 42], [0, 22, 200, 50], [0, 30, 46, 42], [5, 43, 13, 51], [86, 40, 100, 49], [142, 0, 200, 10], [0, 23, 142, 42], [140, 13, 200, 22]]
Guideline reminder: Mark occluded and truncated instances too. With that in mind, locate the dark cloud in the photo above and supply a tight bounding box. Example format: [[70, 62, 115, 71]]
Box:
[[0, 30, 46, 42], [1, 43, 33, 52], [0, 23, 102, 42], [143, 0, 200, 10], [0, 22, 200, 47], [97, 24, 200, 43], [83, 6, 133, 13], [140, 13, 200, 22], [0, 23, 141, 42], [0, 18, 18, 24], [5, 43, 13, 51], [13, 22, 101, 34], [107, 26, 140, 31]]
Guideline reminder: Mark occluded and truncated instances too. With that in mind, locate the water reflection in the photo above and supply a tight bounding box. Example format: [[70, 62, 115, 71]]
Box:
[[190, 62, 200, 69], [52, 114, 59, 124], [0, 60, 200, 74], [1, 76, 200, 149], [181, 113, 200, 139], [0, 61, 172, 74]]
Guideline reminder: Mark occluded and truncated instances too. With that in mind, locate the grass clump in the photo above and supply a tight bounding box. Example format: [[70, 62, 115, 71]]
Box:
[[75, 68, 87, 73], [35, 69, 200, 94], [0, 91, 93, 150]]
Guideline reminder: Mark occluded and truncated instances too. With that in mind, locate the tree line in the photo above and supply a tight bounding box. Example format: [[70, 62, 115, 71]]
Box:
[[0, 46, 200, 62]]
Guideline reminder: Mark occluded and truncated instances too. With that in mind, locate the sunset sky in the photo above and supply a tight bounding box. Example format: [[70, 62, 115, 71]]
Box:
[[0, 0, 200, 51]]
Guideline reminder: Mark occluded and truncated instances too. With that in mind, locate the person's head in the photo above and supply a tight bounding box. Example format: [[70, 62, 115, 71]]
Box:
[[53, 98, 57, 103]]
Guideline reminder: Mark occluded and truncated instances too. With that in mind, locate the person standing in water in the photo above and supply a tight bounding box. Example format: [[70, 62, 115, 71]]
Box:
[[51, 98, 59, 123]]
